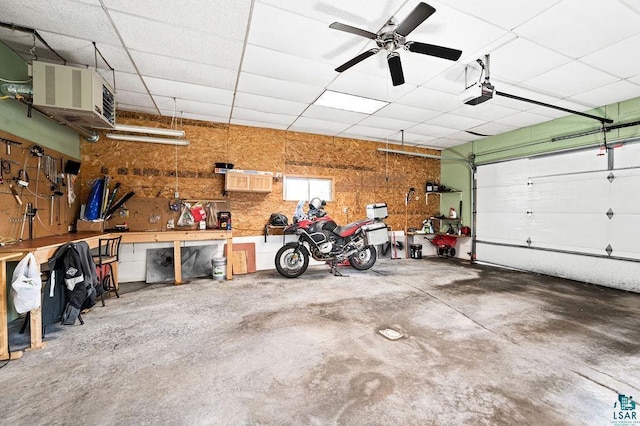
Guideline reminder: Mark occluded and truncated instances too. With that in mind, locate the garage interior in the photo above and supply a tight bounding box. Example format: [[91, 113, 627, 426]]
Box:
[[1, 1, 639, 425]]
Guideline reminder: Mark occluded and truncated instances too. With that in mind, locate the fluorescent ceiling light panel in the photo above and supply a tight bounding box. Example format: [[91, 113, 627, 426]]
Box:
[[113, 124, 185, 137], [106, 134, 190, 146], [313, 90, 388, 114]]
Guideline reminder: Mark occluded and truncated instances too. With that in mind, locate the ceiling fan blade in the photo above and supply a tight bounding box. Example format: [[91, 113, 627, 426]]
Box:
[[395, 2, 436, 36], [329, 22, 377, 39], [387, 52, 405, 86], [406, 41, 462, 61], [335, 48, 380, 72]]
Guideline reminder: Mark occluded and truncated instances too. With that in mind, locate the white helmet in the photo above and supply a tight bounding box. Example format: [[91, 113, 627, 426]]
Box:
[[309, 197, 322, 210]]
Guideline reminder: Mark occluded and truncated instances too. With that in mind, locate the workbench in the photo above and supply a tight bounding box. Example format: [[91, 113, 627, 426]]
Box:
[[0, 232, 103, 356], [113, 230, 233, 283], [0, 229, 233, 360]]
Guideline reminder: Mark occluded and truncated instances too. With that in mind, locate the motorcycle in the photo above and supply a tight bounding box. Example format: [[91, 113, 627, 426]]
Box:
[[274, 205, 387, 278]]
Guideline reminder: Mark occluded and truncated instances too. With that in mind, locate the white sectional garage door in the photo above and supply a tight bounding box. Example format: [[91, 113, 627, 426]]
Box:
[[475, 142, 640, 292]]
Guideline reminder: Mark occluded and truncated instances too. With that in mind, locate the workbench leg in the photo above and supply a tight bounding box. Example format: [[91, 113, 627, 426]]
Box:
[[26, 307, 46, 351], [1, 261, 23, 360], [173, 241, 182, 285], [225, 238, 233, 280]]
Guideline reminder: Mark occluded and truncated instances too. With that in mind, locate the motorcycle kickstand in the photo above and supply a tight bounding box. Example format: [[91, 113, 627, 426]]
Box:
[[330, 261, 348, 277]]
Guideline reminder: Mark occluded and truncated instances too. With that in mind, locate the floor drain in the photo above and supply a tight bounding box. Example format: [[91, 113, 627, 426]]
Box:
[[377, 326, 406, 341]]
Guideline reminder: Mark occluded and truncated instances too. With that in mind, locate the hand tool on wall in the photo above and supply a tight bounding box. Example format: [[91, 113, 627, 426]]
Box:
[[0, 137, 21, 155], [104, 190, 135, 219], [9, 183, 22, 205]]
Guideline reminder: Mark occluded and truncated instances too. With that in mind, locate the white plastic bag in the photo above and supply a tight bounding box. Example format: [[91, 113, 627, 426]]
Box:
[[11, 253, 42, 314]]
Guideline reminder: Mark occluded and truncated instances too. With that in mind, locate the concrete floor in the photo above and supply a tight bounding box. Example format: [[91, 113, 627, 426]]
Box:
[[1, 258, 639, 425]]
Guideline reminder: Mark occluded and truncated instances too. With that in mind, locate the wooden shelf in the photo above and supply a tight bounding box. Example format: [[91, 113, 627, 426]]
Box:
[[214, 168, 282, 178]]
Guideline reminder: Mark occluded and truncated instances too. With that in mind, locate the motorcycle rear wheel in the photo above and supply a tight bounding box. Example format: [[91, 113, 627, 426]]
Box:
[[275, 243, 310, 278], [348, 245, 377, 270]]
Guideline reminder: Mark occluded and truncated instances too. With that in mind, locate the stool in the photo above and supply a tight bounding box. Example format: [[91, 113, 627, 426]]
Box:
[[93, 236, 122, 306]]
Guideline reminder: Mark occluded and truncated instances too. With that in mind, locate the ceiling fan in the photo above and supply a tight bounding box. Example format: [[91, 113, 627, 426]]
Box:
[[329, 2, 462, 86]]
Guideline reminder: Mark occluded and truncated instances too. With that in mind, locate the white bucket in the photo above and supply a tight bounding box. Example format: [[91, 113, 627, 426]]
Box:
[[212, 257, 226, 280]]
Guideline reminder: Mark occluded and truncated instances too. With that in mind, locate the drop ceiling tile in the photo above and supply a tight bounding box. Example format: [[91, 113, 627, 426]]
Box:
[[468, 122, 518, 137], [514, 0, 640, 58], [388, 132, 437, 145], [154, 96, 232, 118], [1, 1, 120, 45], [242, 44, 337, 86], [164, 111, 228, 125], [327, 70, 416, 102], [426, 113, 485, 131], [630, 75, 640, 86], [289, 117, 352, 135], [115, 91, 157, 109], [493, 111, 553, 128], [130, 50, 238, 90], [436, 0, 563, 30], [97, 71, 145, 94], [104, 0, 252, 40], [394, 2, 507, 64], [234, 93, 308, 116], [232, 108, 298, 127], [144, 77, 234, 105], [450, 102, 521, 122], [339, 125, 399, 140], [408, 123, 459, 138], [489, 38, 572, 83], [301, 105, 368, 125], [356, 116, 420, 133], [523, 61, 619, 98], [580, 34, 640, 79], [257, 0, 406, 28], [109, 11, 243, 70], [236, 72, 323, 104], [445, 131, 486, 142], [619, 0, 640, 14], [570, 80, 640, 107], [397, 87, 461, 112], [375, 104, 441, 122], [230, 119, 289, 131], [249, 2, 374, 64], [430, 138, 467, 149], [116, 104, 159, 115]]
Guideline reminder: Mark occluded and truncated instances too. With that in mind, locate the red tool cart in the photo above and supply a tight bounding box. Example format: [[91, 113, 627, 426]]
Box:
[[425, 234, 458, 257]]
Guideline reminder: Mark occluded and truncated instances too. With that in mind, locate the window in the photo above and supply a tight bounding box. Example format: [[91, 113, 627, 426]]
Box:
[[284, 176, 333, 202]]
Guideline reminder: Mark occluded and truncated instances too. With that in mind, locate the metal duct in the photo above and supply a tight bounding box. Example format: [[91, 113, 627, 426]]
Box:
[[1, 83, 99, 142]]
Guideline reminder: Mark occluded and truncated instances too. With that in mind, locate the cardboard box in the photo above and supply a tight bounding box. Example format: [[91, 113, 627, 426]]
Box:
[[76, 219, 105, 232]]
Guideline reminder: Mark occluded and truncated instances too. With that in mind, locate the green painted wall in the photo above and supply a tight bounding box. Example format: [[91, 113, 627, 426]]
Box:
[[442, 96, 640, 225], [0, 42, 81, 158]]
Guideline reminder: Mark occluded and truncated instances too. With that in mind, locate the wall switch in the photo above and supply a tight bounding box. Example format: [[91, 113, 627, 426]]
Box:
[[342, 207, 348, 213], [174, 191, 179, 198]]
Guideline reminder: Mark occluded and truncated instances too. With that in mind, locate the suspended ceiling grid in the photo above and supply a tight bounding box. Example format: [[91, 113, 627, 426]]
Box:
[[1, 0, 640, 149]]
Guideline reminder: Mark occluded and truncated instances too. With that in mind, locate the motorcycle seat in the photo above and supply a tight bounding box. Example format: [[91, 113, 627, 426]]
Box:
[[334, 223, 360, 237]]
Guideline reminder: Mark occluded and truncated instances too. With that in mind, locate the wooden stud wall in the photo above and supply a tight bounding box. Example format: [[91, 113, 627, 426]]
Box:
[[79, 112, 442, 237]]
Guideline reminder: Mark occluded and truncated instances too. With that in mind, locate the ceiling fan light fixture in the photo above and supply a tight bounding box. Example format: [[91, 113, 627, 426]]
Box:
[[313, 90, 388, 114]]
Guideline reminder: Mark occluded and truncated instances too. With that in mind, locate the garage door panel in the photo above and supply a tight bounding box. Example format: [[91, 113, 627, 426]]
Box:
[[528, 213, 609, 252], [477, 159, 530, 186], [477, 186, 528, 213], [477, 244, 640, 292], [615, 143, 640, 168], [476, 143, 640, 292], [477, 212, 529, 243]]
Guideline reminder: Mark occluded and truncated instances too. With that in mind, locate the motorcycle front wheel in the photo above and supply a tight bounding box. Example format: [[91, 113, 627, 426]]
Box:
[[348, 245, 377, 270], [275, 243, 310, 278]]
